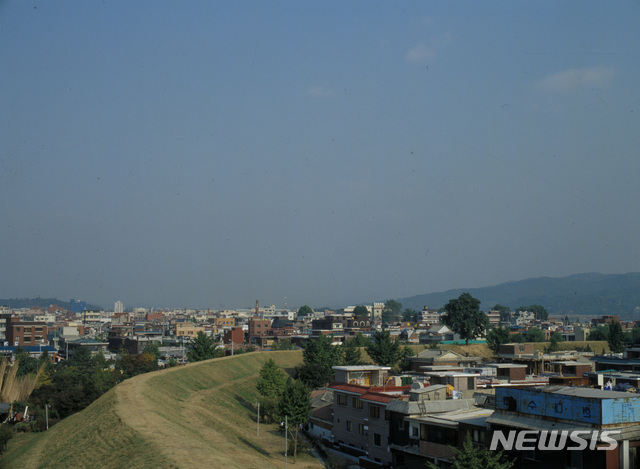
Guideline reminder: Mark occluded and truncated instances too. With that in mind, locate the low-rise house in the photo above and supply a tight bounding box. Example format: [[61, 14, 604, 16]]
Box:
[[386, 385, 480, 467], [407, 349, 481, 373], [422, 371, 479, 399], [329, 365, 410, 466], [419, 325, 456, 344], [488, 385, 640, 469]]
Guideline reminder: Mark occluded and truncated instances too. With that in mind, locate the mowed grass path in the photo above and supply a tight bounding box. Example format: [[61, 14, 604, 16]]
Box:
[[1, 350, 323, 469]]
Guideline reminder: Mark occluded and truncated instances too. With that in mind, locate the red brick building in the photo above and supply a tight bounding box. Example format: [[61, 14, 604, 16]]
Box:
[[6, 318, 48, 347], [223, 327, 244, 346]]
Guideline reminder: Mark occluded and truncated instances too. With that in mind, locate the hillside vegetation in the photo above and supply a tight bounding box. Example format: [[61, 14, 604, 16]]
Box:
[[398, 272, 640, 317], [1, 350, 322, 469]]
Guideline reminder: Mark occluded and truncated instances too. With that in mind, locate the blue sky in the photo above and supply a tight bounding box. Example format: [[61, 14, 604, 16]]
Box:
[[1, 1, 639, 310]]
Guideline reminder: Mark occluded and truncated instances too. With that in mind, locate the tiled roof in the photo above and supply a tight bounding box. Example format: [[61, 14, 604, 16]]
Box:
[[360, 392, 396, 404], [328, 382, 369, 394], [311, 405, 333, 422], [329, 382, 410, 399]]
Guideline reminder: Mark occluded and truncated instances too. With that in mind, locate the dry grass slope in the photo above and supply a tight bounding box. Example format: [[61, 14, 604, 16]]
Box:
[[2, 350, 322, 469]]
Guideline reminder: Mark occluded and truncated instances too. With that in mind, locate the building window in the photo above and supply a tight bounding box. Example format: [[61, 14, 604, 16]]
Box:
[[384, 410, 391, 420], [358, 423, 365, 435], [337, 394, 347, 406], [369, 405, 380, 419], [374, 433, 381, 446], [352, 397, 363, 409], [346, 421, 352, 432]]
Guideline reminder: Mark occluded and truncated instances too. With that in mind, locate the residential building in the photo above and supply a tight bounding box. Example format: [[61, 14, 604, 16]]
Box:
[[329, 365, 409, 466], [223, 327, 244, 346], [488, 385, 640, 469], [6, 318, 48, 347], [419, 307, 441, 326], [407, 349, 481, 372], [175, 322, 205, 339], [372, 303, 384, 320]]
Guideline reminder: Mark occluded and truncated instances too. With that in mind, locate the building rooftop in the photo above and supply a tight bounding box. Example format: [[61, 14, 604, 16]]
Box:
[[484, 363, 528, 369], [423, 371, 480, 377], [411, 407, 494, 428], [386, 398, 475, 415], [332, 365, 391, 371], [533, 385, 638, 400]]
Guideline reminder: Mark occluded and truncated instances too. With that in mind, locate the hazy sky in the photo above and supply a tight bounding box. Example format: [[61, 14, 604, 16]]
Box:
[[2, 1, 639, 310]]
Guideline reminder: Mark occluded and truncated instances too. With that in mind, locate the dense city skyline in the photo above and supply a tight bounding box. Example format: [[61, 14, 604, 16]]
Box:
[[2, 2, 639, 309]]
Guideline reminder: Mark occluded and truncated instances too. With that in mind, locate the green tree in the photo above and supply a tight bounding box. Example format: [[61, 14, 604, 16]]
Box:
[[428, 433, 514, 469], [144, 342, 161, 360], [402, 308, 419, 323], [186, 331, 220, 362], [524, 327, 545, 342], [277, 378, 312, 464], [15, 347, 39, 377], [608, 320, 625, 353], [630, 324, 640, 345], [366, 330, 403, 367], [352, 305, 370, 317], [492, 304, 511, 322], [272, 338, 296, 350], [442, 293, 488, 346], [550, 331, 563, 342], [382, 299, 402, 323], [486, 326, 511, 354], [399, 345, 416, 371], [352, 332, 371, 347], [257, 359, 287, 399], [298, 335, 343, 388], [546, 332, 563, 352], [257, 358, 288, 423], [510, 333, 525, 343], [341, 338, 363, 366], [297, 305, 314, 317], [588, 325, 610, 341]]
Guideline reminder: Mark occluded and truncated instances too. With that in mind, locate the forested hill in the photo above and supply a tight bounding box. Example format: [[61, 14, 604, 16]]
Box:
[[397, 273, 640, 318], [0, 297, 102, 311]]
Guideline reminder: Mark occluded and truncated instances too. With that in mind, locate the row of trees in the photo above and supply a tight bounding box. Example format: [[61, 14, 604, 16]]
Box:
[[256, 359, 311, 463], [297, 332, 414, 389], [486, 326, 566, 353], [588, 320, 628, 353]]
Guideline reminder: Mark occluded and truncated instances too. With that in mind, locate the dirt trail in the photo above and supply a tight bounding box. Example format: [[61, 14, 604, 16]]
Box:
[[114, 357, 322, 469]]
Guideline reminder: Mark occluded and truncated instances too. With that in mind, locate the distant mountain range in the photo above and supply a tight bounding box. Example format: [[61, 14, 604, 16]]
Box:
[[0, 297, 102, 311], [397, 273, 640, 318]]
